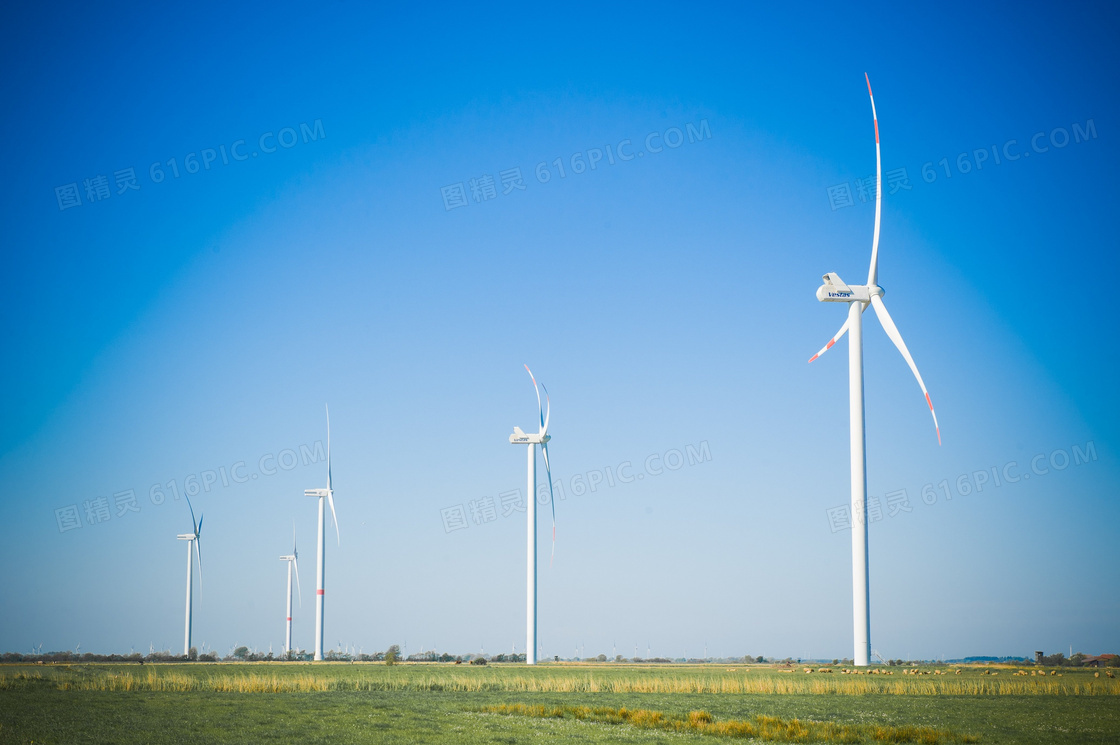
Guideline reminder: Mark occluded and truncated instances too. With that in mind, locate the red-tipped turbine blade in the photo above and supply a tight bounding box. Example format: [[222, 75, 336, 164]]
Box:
[[869, 294, 941, 444]]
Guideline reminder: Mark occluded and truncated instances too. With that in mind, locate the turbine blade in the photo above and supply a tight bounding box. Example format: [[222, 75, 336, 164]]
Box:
[[540, 383, 551, 437], [325, 404, 332, 492], [293, 557, 303, 607], [328, 490, 339, 545], [185, 494, 199, 536], [195, 531, 203, 591], [524, 364, 544, 433], [865, 73, 882, 286], [808, 316, 851, 363], [542, 441, 556, 566], [869, 294, 940, 444]]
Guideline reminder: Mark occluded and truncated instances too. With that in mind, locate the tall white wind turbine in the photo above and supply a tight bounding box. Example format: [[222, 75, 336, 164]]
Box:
[[809, 74, 941, 667], [508, 365, 555, 666], [279, 526, 302, 655], [304, 404, 339, 661], [176, 495, 203, 656]]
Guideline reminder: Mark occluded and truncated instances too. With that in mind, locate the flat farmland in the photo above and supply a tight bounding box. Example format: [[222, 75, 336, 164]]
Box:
[[0, 663, 1115, 744]]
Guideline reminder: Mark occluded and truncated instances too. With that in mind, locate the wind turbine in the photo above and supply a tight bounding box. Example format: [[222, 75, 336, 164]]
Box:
[[176, 494, 203, 656], [279, 525, 302, 655], [304, 404, 338, 661], [809, 74, 941, 667], [508, 365, 555, 665]]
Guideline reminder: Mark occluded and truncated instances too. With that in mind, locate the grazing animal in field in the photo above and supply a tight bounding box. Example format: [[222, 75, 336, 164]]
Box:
[[1107, 671, 1115, 678]]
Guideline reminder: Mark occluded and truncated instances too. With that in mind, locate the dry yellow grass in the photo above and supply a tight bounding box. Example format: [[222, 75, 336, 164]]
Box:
[[2, 664, 1116, 697], [480, 703, 981, 743]]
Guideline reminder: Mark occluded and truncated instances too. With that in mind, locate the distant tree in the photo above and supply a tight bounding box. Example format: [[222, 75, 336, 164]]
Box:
[[597, 654, 607, 662], [833, 659, 840, 665], [385, 645, 400, 666], [615, 655, 624, 663], [233, 646, 249, 660], [470, 657, 487, 665], [188, 647, 198, 661], [756, 656, 764, 663]]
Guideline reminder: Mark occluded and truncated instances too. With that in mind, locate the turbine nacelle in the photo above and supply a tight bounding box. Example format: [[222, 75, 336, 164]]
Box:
[[304, 488, 330, 498], [509, 426, 550, 445], [176, 533, 196, 541], [816, 273, 883, 303]]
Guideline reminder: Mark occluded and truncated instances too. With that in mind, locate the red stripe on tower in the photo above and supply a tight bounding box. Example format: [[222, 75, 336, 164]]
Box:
[[317, 589, 325, 595]]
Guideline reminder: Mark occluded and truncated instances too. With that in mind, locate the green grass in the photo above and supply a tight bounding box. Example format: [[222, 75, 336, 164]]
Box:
[[0, 662, 1116, 744]]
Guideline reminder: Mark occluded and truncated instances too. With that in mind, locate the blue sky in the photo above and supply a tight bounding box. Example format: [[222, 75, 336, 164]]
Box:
[[0, 2, 1116, 661]]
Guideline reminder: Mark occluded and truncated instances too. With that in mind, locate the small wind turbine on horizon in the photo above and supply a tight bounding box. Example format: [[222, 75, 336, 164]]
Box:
[[304, 404, 339, 662], [279, 525, 302, 655], [176, 494, 203, 656], [809, 74, 941, 668], [508, 365, 555, 666]]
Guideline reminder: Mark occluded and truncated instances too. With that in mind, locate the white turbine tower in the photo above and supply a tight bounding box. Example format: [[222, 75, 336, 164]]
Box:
[[508, 365, 555, 666], [809, 74, 941, 667], [304, 404, 339, 662], [176, 494, 203, 656], [279, 526, 302, 655]]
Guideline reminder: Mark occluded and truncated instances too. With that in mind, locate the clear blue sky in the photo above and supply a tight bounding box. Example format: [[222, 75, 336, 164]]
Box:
[[0, 1, 1116, 661]]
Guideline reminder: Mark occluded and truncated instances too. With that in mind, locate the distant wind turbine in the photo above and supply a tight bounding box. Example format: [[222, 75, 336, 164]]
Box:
[[279, 525, 302, 654], [809, 74, 941, 667], [508, 365, 555, 665], [176, 494, 203, 655], [304, 405, 339, 661]]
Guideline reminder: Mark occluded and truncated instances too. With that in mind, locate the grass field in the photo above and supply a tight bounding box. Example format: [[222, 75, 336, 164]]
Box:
[[0, 662, 1116, 744]]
